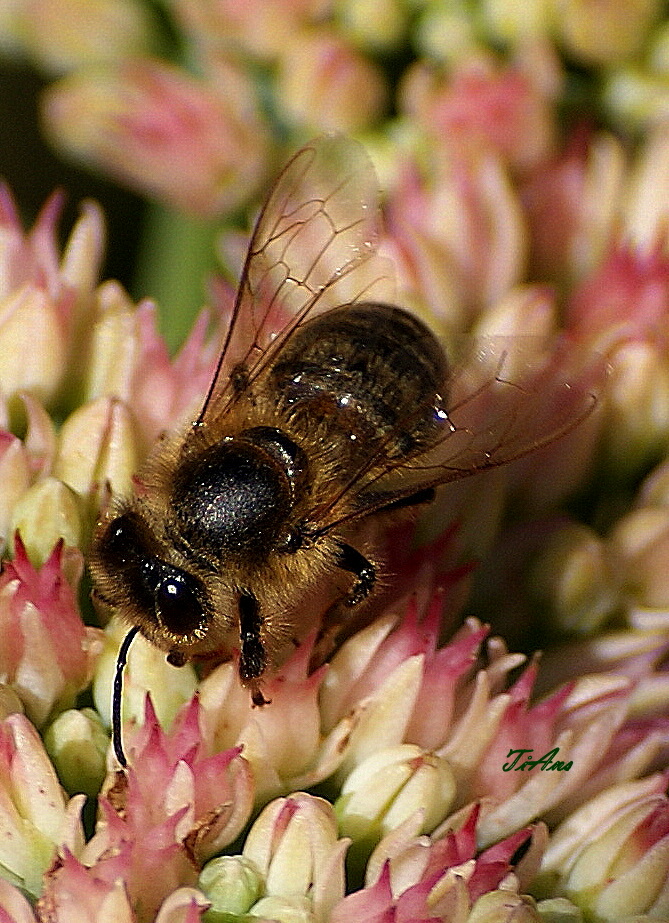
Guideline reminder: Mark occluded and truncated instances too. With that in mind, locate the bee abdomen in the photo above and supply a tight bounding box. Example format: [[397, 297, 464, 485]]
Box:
[[270, 303, 448, 460]]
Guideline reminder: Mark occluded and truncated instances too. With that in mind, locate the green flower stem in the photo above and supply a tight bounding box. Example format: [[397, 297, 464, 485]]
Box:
[[133, 201, 220, 353]]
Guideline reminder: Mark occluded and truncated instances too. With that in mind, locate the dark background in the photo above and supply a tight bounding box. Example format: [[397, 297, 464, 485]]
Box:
[[0, 64, 144, 290]]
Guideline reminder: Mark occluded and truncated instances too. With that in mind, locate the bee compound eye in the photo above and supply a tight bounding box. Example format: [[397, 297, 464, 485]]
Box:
[[154, 573, 204, 637]]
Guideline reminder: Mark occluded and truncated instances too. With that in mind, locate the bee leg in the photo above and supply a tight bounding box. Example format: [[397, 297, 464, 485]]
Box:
[[238, 592, 269, 704], [334, 542, 376, 607]]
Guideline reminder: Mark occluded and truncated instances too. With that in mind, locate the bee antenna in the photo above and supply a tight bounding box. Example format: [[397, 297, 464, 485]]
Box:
[[112, 625, 140, 767]]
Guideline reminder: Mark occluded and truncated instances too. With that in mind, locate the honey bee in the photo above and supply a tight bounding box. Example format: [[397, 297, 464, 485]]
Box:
[[90, 136, 598, 764]]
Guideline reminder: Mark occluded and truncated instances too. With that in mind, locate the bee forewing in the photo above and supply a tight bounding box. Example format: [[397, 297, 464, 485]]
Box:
[[198, 135, 395, 425]]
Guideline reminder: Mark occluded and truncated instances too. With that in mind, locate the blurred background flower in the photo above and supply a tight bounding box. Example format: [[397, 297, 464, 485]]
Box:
[[2, 0, 669, 921]]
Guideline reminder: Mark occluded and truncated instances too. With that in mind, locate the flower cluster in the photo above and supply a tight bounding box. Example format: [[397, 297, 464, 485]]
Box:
[[1, 1, 669, 922]]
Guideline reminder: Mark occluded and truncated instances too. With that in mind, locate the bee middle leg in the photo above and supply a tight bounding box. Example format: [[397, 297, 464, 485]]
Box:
[[333, 542, 376, 606]]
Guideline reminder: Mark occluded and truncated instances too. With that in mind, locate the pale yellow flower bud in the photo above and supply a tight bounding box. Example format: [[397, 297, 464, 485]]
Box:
[[43, 707, 109, 797], [482, 0, 553, 44], [59, 200, 106, 309], [55, 396, 138, 505], [198, 855, 263, 919], [10, 477, 82, 566], [603, 341, 669, 480], [0, 286, 66, 404], [603, 69, 669, 133], [474, 285, 556, 344], [609, 507, 669, 611], [276, 29, 387, 133], [243, 793, 347, 917], [0, 713, 84, 897], [414, 3, 476, 63], [556, 0, 662, 66], [335, 744, 456, 847], [623, 125, 669, 252], [468, 890, 542, 923], [92, 617, 197, 731], [335, 0, 408, 53], [80, 280, 143, 402], [562, 796, 669, 919], [247, 895, 314, 923], [0, 0, 154, 76], [530, 523, 618, 633], [0, 435, 31, 553]]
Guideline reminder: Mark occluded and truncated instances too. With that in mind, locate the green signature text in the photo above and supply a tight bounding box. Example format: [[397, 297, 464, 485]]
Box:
[[502, 747, 573, 771]]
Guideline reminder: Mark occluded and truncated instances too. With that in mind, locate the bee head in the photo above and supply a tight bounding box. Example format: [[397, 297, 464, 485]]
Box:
[[90, 510, 210, 645]]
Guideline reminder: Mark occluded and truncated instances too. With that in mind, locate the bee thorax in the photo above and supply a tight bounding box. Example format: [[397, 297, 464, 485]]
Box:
[[171, 430, 306, 561]]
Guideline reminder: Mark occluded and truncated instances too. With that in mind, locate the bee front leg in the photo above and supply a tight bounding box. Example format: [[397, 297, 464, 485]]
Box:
[[334, 542, 376, 606], [238, 592, 269, 704]]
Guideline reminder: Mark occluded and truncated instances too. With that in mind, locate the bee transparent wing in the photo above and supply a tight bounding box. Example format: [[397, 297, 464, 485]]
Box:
[[197, 135, 395, 425], [405, 336, 600, 480], [315, 336, 602, 530]]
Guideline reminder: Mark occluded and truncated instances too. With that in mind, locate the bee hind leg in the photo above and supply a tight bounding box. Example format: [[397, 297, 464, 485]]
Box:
[[334, 542, 376, 606]]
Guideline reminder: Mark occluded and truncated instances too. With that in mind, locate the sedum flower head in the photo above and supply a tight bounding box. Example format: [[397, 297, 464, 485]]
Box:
[[4, 3, 669, 915]]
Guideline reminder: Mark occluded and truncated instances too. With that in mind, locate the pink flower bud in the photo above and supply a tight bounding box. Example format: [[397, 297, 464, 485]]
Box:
[[400, 55, 556, 171], [0, 187, 104, 408], [0, 537, 103, 726], [43, 58, 272, 218]]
